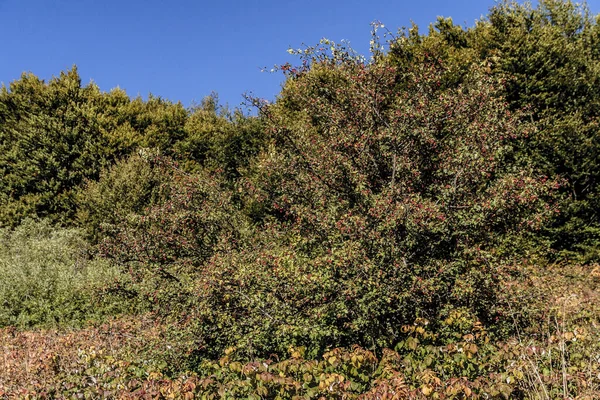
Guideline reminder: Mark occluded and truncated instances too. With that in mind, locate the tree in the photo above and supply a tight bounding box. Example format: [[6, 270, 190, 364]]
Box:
[[0, 67, 190, 227], [389, 0, 600, 261], [0, 68, 113, 226], [175, 94, 266, 181]]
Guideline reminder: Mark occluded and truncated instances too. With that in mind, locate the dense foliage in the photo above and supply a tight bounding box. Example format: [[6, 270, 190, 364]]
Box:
[[1, 1, 599, 398], [172, 43, 555, 359], [3, 263, 600, 399], [388, 0, 600, 261], [0, 219, 122, 328], [0, 68, 189, 226], [0, 73, 263, 229]]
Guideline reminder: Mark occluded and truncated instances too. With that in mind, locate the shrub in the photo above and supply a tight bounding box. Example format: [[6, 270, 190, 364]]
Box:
[[388, 0, 600, 262], [175, 94, 266, 181], [0, 68, 189, 228], [77, 150, 172, 243], [3, 266, 600, 400], [98, 156, 247, 317], [0, 219, 122, 328], [183, 40, 558, 359]]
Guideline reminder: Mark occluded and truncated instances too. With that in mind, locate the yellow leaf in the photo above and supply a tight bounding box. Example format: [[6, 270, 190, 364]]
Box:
[[422, 384, 433, 397]]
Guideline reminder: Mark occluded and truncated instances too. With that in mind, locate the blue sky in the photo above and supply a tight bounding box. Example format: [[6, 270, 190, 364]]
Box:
[[1, 0, 598, 108]]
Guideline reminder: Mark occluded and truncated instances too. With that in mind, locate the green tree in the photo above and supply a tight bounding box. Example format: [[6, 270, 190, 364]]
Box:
[[0, 67, 190, 227], [0, 68, 114, 225], [389, 0, 600, 261], [98, 156, 246, 319], [175, 94, 266, 181], [76, 151, 171, 243]]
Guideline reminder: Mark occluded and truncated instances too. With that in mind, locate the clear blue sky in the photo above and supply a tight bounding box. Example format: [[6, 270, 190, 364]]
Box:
[[0, 0, 598, 108]]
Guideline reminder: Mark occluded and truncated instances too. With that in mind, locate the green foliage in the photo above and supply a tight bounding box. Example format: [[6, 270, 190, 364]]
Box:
[[3, 3, 600, 398], [98, 156, 248, 317], [0, 219, 122, 328], [0, 68, 112, 226], [0, 67, 190, 227], [175, 94, 266, 181], [114, 94, 188, 153], [486, 0, 600, 262], [6, 299, 600, 399], [0, 68, 265, 229], [142, 40, 558, 361], [77, 151, 172, 243], [388, 0, 600, 261]]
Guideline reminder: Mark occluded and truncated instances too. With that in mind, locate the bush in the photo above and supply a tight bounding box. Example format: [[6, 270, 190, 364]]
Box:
[[175, 94, 266, 181], [0, 219, 123, 328], [98, 156, 247, 317], [142, 41, 558, 360], [3, 261, 600, 399], [388, 0, 600, 262], [77, 150, 172, 243], [0, 68, 189, 228]]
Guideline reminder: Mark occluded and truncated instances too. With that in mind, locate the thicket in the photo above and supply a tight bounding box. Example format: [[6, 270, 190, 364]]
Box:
[[1, 0, 600, 398], [0, 219, 122, 328], [0, 73, 263, 229], [181, 44, 555, 358], [387, 0, 600, 262]]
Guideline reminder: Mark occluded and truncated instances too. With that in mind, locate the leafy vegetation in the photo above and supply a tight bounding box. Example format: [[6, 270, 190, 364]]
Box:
[[3, 264, 600, 398], [0, 219, 122, 328], [1, 0, 600, 398], [388, 0, 600, 262]]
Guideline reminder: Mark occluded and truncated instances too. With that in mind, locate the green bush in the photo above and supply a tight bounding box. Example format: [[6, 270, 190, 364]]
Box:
[[175, 95, 266, 181], [77, 150, 172, 243], [0, 68, 189, 228], [0, 219, 123, 328], [388, 0, 600, 262], [99, 41, 558, 362], [98, 156, 247, 318], [190, 41, 556, 358]]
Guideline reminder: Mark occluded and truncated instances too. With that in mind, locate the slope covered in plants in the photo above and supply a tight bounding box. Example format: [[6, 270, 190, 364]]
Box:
[[1, 1, 599, 398]]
